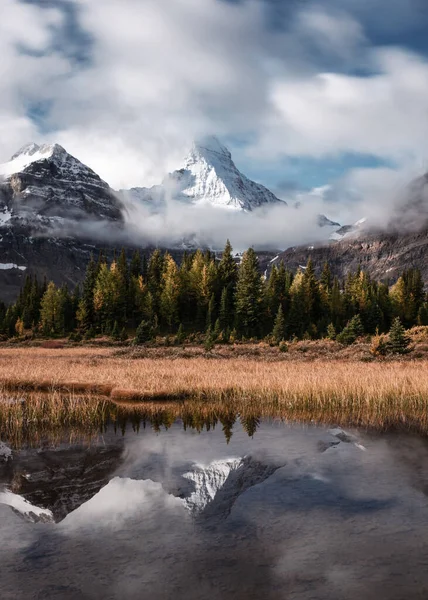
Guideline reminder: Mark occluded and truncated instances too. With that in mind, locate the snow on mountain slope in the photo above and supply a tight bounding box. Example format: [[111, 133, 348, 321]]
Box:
[[179, 456, 281, 523], [330, 217, 367, 241], [124, 136, 286, 212], [181, 458, 242, 515], [171, 137, 285, 210], [0, 142, 124, 223], [317, 214, 341, 228], [0, 489, 54, 523]]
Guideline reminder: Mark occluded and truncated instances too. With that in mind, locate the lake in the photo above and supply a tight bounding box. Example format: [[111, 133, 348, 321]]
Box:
[[2, 411, 428, 599]]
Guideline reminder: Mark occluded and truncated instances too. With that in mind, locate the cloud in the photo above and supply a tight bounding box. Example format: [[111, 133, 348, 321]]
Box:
[[0, 0, 428, 244], [253, 48, 428, 165], [0, 0, 374, 188], [0, 0, 66, 153]]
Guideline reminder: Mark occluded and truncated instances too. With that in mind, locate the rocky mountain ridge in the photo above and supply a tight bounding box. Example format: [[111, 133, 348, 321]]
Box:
[[122, 136, 286, 212], [0, 136, 427, 300]]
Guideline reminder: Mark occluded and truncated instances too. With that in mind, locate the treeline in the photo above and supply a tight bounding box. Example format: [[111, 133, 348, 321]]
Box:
[[0, 241, 427, 343]]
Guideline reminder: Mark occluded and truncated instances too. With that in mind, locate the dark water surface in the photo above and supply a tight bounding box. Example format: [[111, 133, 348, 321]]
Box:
[[2, 419, 428, 599]]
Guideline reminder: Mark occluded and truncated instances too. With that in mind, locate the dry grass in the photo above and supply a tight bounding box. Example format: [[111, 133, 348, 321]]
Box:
[[1, 343, 428, 447], [0, 346, 427, 407]]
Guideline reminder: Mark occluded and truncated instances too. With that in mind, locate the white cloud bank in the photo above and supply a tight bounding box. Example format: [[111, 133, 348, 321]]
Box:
[[0, 0, 428, 240]]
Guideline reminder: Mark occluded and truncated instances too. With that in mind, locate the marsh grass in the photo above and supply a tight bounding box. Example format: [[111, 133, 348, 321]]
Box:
[[0, 346, 428, 446], [1, 390, 428, 448]]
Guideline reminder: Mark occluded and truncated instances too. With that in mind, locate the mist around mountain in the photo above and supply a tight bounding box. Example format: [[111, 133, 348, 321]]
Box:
[[0, 134, 428, 302]]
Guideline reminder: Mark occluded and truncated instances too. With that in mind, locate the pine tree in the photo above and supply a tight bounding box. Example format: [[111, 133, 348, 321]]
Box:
[[116, 248, 130, 325], [336, 315, 364, 345], [213, 318, 221, 339], [235, 248, 263, 339], [147, 249, 165, 316], [176, 323, 185, 344], [80, 255, 98, 332], [130, 250, 142, 279], [40, 282, 65, 335], [134, 320, 152, 345], [219, 286, 231, 330], [160, 253, 181, 330], [388, 317, 411, 354], [320, 262, 332, 291], [272, 304, 285, 344], [218, 240, 238, 292], [326, 323, 336, 340]]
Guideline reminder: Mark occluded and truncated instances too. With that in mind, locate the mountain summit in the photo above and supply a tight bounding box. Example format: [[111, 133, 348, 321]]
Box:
[[0, 142, 123, 222], [125, 136, 285, 212], [168, 136, 285, 210]]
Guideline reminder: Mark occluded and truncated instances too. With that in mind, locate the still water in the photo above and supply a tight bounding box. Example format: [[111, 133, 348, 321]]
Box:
[[2, 417, 428, 599]]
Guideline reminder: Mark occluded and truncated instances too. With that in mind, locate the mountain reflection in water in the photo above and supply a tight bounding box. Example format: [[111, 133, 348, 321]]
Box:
[[2, 400, 428, 598]]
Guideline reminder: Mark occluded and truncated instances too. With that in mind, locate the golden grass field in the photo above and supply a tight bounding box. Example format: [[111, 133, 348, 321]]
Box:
[[0, 343, 427, 405], [1, 337, 428, 447]]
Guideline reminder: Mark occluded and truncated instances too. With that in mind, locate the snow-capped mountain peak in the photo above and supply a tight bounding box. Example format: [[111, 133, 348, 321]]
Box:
[[165, 136, 286, 211], [0, 141, 124, 224], [0, 143, 62, 177], [186, 135, 232, 165]]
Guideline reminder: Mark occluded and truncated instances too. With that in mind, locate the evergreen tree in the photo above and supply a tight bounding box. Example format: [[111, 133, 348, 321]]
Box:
[[219, 286, 232, 330], [218, 239, 238, 292], [206, 293, 215, 329], [326, 323, 336, 340], [134, 320, 152, 345], [320, 261, 332, 291], [336, 315, 364, 345], [272, 304, 285, 344], [80, 255, 98, 331], [40, 282, 65, 335], [213, 318, 221, 340], [160, 253, 181, 330], [388, 317, 411, 354], [235, 248, 263, 338], [176, 323, 185, 344], [130, 250, 142, 279]]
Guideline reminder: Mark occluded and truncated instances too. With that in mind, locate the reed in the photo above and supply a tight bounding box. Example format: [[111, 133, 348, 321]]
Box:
[[0, 346, 427, 447]]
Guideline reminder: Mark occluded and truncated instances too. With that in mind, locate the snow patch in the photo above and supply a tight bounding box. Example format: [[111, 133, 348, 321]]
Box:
[[0, 489, 53, 523], [0, 209, 11, 225], [0, 143, 56, 177], [181, 458, 242, 514], [0, 263, 26, 271]]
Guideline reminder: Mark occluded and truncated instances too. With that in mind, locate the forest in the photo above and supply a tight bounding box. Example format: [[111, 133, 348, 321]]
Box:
[[0, 240, 427, 346]]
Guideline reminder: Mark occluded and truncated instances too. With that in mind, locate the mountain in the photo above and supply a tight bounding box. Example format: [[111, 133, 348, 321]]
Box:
[[123, 136, 286, 212], [275, 169, 428, 281], [0, 142, 124, 224], [1, 136, 428, 302], [0, 437, 124, 522], [276, 227, 428, 282], [178, 456, 280, 526], [0, 143, 130, 302]]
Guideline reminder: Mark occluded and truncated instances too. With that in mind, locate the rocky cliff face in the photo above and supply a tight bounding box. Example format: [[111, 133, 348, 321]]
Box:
[[0, 437, 125, 522], [177, 456, 281, 526], [275, 228, 428, 281], [0, 143, 130, 302], [0, 143, 124, 224]]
